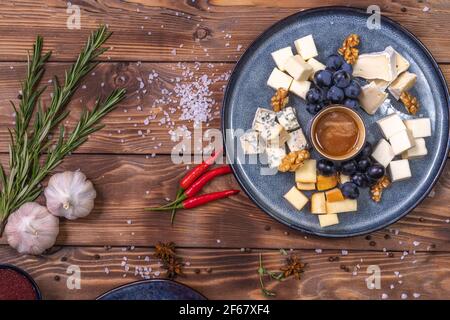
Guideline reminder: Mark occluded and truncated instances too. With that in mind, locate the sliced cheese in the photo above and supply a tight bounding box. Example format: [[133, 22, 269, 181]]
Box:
[[358, 82, 388, 115], [283, 186, 309, 211], [377, 113, 407, 139], [404, 118, 431, 138], [372, 139, 395, 168], [402, 138, 427, 159], [311, 192, 327, 214], [318, 214, 339, 227], [267, 67, 293, 90], [389, 130, 415, 155], [326, 199, 357, 214], [295, 159, 317, 183], [388, 71, 417, 100], [276, 106, 300, 131], [284, 55, 314, 81], [389, 159, 412, 182], [296, 182, 316, 191], [353, 47, 397, 81], [325, 188, 345, 202], [289, 80, 311, 99], [294, 35, 318, 61], [388, 46, 410, 74], [240, 130, 264, 154], [287, 128, 308, 152], [271, 47, 293, 71], [252, 108, 277, 132]]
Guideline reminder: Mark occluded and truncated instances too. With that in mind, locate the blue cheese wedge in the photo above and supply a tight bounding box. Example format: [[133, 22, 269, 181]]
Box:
[[371, 139, 395, 167], [376, 114, 407, 139], [271, 47, 293, 71], [389, 130, 415, 155], [294, 35, 318, 61], [388, 71, 417, 100], [267, 67, 293, 90], [289, 80, 311, 99], [260, 123, 289, 146], [353, 47, 397, 81], [240, 130, 265, 155], [287, 128, 308, 152], [358, 82, 388, 115], [403, 118, 431, 138], [277, 106, 300, 131], [252, 108, 276, 132], [318, 214, 339, 227], [389, 159, 412, 182], [283, 186, 309, 210], [284, 55, 314, 81], [266, 146, 286, 169], [402, 138, 427, 159]]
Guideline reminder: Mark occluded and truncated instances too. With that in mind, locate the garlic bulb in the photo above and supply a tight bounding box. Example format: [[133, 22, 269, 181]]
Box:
[[5, 202, 59, 255], [44, 171, 97, 220]]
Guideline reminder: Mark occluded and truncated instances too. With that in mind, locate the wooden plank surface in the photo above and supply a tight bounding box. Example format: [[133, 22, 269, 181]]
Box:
[[1, 245, 448, 300], [1, 154, 448, 251], [0, 62, 449, 155], [0, 1, 449, 63]]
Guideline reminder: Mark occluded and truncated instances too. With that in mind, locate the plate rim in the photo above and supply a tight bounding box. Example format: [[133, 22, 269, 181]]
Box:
[[96, 279, 207, 300], [221, 6, 450, 238]]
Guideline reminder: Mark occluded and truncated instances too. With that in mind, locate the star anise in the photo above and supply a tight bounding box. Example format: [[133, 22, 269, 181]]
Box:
[[163, 257, 184, 279], [154, 241, 176, 261], [280, 255, 307, 280]]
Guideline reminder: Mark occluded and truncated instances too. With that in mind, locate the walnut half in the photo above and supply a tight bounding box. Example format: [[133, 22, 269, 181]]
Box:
[[400, 91, 420, 115], [338, 34, 360, 65], [271, 88, 289, 112], [370, 176, 391, 202], [278, 149, 310, 172]]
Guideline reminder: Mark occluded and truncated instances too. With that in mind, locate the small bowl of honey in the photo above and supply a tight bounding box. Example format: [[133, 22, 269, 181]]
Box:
[[310, 105, 366, 161]]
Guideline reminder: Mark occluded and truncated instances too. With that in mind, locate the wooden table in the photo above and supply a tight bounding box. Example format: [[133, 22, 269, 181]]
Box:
[[0, 0, 449, 300]]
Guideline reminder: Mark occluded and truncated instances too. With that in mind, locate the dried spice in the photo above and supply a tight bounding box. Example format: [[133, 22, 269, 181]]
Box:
[[338, 34, 360, 64], [280, 255, 307, 280], [271, 88, 289, 112], [400, 91, 420, 114], [370, 176, 391, 202], [0, 268, 37, 300], [278, 149, 310, 172], [154, 242, 184, 279]]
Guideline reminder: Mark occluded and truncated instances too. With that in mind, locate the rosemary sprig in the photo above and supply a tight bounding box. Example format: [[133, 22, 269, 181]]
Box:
[[0, 25, 125, 234]]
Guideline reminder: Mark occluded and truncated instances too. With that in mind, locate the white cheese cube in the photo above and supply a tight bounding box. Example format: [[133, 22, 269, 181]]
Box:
[[389, 130, 415, 155], [252, 108, 276, 132], [266, 146, 286, 169], [371, 139, 395, 168], [402, 138, 427, 159], [358, 82, 388, 115], [277, 106, 300, 131], [295, 159, 317, 183], [307, 58, 325, 79], [260, 123, 289, 146], [377, 114, 407, 139], [284, 55, 314, 81], [404, 118, 431, 138], [389, 159, 412, 182], [271, 47, 294, 71], [240, 130, 264, 154], [267, 68, 293, 90], [318, 214, 339, 228], [388, 71, 417, 100], [287, 128, 308, 152], [353, 47, 397, 81], [289, 80, 311, 99], [283, 186, 309, 210], [326, 199, 357, 214], [294, 35, 318, 60]]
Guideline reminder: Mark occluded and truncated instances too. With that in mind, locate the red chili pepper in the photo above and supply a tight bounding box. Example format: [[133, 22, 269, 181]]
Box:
[[179, 148, 223, 190], [164, 166, 232, 208], [147, 190, 240, 211]]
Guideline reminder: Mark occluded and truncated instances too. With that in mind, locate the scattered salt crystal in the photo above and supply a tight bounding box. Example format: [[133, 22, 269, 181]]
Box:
[[144, 256, 150, 262], [341, 250, 348, 256], [413, 241, 420, 247], [315, 249, 322, 254], [154, 271, 161, 276], [401, 293, 408, 299], [381, 293, 388, 299], [390, 284, 395, 289], [171, 49, 177, 55], [121, 261, 126, 267], [216, 239, 221, 244], [127, 220, 132, 225], [237, 44, 243, 51], [413, 293, 421, 298], [104, 267, 110, 274], [82, 85, 87, 89], [423, 6, 430, 12]]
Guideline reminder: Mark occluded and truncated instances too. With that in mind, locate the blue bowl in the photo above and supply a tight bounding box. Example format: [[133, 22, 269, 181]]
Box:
[[222, 6, 449, 237]]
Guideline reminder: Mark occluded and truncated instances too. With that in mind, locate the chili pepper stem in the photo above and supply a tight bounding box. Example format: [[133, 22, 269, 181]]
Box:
[[146, 205, 183, 211]]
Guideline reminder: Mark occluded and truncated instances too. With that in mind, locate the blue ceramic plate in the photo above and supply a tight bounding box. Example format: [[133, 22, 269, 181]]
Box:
[[222, 7, 449, 237], [97, 279, 206, 300]]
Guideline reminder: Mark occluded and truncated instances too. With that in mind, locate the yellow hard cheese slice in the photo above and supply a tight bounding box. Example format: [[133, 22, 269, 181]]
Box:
[[283, 186, 308, 210], [296, 182, 316, 191], [318, 214, 339, 227], [295, 159, 317, 183], [311, 192, 326, 214], [326, 199, 357, 214]]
